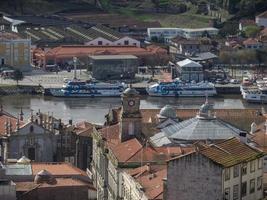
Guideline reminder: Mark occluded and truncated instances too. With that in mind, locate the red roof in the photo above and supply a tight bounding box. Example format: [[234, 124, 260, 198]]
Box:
[[129, 164, 167, 200], [0, 110, 24, 136], [43, 45, 166, 59], [243, 38, 261, 45], [15, 178, 88, 191], [31, 162, 87, 177], [99, 124, 193, 164]]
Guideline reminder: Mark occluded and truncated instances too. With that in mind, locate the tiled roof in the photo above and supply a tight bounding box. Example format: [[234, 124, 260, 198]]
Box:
[[15, 178, 89, 191], [171, 137, 264, 167], [31, 162, 87, 176], [74, 121, 94, 137], [243, 38, 261, 45], [44, 45, 166, 58], [98, 124, 193, 164], [0, 32, 22, 40], [0, 110, 24, 136], [131, 165, 167, 200]]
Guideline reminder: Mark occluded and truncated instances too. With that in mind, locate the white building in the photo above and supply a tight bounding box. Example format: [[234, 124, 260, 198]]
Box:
[[165, 137, 264, 200], [176, 59, 203, 82], [256, 10, 267, 27], [147, 27, 219, 41]]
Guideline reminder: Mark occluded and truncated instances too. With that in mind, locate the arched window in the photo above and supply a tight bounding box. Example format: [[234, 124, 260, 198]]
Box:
[[128, 122, 134, 135], [30, 125, 34, 133]]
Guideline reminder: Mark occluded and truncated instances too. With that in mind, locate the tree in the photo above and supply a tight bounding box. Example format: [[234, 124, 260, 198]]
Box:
[[12, 70, 24, 85], [243, 25, 261, 38]]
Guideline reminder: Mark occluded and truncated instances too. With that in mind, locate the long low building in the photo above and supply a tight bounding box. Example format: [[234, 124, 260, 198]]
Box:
[[147, 27, 219, 41], [33, 45, 167, 68]]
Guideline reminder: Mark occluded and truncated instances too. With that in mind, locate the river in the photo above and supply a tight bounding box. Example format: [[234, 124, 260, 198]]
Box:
[[0, 95, 265, 125]]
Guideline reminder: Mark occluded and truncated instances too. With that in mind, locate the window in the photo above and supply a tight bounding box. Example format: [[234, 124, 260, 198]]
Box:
[[241, 182, 247, 197], [233, 165, 239, 178], [233, 184, 239, 200], [257, 176, 262, 190], [242, 163, 247, 176], [258, 158, 262, 169], [224, 188, 230, 200], [124, 40, 129, 45], [250, 160, 255, 173], [98, 41, 103, 45], [250, 179, 255, 194], [225, 168, 230, 181], [30, 125, 34, 132]]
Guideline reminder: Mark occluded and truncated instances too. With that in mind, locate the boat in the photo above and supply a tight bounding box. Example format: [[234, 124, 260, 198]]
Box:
[[50, 80, 127, 97], [146, 79, 217, 97], [49, 56, 127, 97], [241, 80, 267, 103]]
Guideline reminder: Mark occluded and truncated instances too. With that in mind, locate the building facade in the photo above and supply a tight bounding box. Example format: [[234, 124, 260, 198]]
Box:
[[89, 55, 139, 80], [147, 27, 219, 41], [0, 38, 31, 71], [256, 11, 267, 27], [165, 138, 264, 200], [176, 59, 204, 82]]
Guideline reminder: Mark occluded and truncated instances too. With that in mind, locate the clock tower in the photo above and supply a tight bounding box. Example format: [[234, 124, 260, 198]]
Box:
[[120, 87, 142, 142]]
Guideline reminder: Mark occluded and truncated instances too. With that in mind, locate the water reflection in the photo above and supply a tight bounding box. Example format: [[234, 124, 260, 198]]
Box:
[[0, 95, 265, 125]]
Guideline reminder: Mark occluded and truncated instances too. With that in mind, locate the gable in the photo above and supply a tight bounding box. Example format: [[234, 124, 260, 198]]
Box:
[[16, 122, 47, 135]]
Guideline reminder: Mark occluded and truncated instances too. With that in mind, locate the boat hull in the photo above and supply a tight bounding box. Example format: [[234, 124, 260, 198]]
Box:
[[49, 88, 123, 97]]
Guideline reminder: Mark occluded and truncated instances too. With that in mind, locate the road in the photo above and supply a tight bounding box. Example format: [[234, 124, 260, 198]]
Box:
[[0, 69, 90, 88]]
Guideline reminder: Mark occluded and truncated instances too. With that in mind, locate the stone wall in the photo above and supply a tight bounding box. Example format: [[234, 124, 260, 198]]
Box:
[[166, 153, 222, 200]]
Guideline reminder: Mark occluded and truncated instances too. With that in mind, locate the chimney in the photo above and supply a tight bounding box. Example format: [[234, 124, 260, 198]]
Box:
[[8, 118, 12, 135], [69, 119, 73, 125], [239, 132, 247, 144], [16, 115, 20, 131], [250, 122, 257, 134], [20, 108, 24, 121]]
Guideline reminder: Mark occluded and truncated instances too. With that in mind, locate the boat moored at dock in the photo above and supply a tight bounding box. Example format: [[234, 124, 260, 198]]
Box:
[[147, 79, 217, 97]]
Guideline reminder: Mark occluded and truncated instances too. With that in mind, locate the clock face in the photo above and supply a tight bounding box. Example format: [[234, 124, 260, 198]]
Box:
[[128, 100, 135, 107]]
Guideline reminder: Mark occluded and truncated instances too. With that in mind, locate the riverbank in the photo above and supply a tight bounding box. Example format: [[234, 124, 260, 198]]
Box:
[[0, 84, 42, 95]]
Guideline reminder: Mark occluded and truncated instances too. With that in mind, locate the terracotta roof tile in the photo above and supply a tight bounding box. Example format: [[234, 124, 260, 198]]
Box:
[[133, 166, 167, 200], [15, 178, 91, 191], [31, 162, 87, 176], [243, 38, 261, 45], [172, 137, 264, 167], [0, 111, 24, 136], [99, 124, 193, 164]]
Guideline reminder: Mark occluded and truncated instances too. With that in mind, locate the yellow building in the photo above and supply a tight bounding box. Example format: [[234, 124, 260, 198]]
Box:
[[0, 33, 31, 71]]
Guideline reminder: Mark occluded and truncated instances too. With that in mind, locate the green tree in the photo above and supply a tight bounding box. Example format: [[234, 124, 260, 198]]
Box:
[[12, 70, 24, 85], [243, 25, 261, 38]]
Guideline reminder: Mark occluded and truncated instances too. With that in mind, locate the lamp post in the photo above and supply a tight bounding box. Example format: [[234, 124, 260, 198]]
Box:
[[73, 57, 77, 80]]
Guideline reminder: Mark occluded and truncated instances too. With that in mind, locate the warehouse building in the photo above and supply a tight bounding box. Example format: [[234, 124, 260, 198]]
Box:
[[89, 55, 138, 80]]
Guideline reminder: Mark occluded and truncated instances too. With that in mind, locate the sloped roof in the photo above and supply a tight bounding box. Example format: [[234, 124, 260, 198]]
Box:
[[31, 162, 87, 176], [169, 137, 264, 168], [200, 137, 264, 167], [257, 10, 267, 18], [177, 59, 202, 68], [150, 113, 243, 147]]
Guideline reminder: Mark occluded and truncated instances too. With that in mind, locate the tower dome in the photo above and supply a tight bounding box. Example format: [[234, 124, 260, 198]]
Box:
[[158, 105, 177, 119], [198, 100, 215, 119], [34, 169, 56, 184], [123, 87, 139, 96]]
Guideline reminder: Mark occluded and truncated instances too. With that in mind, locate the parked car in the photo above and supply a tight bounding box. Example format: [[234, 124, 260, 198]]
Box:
[[230, 79, 240, 84]]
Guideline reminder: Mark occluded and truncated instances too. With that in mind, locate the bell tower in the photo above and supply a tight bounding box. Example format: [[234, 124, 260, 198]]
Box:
[[120, 87, 142, 142]]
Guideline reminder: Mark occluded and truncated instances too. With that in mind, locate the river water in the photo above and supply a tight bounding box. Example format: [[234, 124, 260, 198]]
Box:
[[0, 95, 265, 125]]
